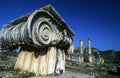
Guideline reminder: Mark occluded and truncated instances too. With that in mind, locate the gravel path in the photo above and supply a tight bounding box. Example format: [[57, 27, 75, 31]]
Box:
[[30, 71, 94, 78], [60, 71, 94, 78]]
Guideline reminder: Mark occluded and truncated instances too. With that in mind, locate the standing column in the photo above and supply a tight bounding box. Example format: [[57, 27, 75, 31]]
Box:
[[79, 39, 84, 63], [87, 38, 92, 63], [80, 39, 83, 54], [87, 38, 91, 54]]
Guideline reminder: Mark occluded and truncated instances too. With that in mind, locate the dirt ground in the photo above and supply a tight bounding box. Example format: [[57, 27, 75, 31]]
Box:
[[30, 71, 93, 78]]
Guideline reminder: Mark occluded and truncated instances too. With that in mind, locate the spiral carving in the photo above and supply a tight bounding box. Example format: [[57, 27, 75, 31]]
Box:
[[0, 6, 74, 50], [38, 22, 53, 45], [0, 5, 74, 76], [32, 18, 54, 47]]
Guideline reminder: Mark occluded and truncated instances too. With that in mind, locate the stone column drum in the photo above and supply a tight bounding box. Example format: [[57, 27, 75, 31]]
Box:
[[87, 38, 92, 63], [0, 5, 74, 76], [79, 39, 84, 63]]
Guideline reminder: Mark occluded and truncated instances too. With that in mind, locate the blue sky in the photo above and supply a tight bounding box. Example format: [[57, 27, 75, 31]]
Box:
[[0, 0, 120, 51]]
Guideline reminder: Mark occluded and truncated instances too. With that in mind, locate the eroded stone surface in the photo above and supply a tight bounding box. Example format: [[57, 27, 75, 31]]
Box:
[[0, 5, 74, 76]]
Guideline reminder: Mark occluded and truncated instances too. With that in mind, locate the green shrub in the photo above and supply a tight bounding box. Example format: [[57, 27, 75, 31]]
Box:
[[0, 55, 8, 61], [13, 68, 21, 75], [0, 63, 14, 71], [21, 71, 36, 78]]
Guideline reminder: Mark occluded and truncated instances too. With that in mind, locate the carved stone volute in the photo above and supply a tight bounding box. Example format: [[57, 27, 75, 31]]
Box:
[[0, 5, 74, 76]]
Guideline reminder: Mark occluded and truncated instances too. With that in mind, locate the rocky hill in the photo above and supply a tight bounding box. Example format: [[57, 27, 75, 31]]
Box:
[[66, 47, 120, 78], [74, 46, 120, 64], [100, 50, 120, 64]]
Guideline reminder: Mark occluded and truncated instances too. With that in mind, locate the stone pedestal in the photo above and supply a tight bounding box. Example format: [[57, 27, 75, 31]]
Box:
[[81, 55, 84, 63], [88, 55, 93, 63], [15, 46, 65, 76]]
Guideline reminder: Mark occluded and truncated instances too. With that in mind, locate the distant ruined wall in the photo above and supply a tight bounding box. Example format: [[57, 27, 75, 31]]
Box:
[[0, 5, 74, 76]]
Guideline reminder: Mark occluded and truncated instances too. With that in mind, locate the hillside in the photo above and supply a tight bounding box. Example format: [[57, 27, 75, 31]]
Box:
[[74, 47, 120, 64], [65, 47, 120, 78], [100, 50, 120, 64]]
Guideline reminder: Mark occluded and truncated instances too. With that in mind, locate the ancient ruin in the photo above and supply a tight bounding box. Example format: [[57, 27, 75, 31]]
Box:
[[78, 38, 92, 63], [87, 38, 93, 63], [66, 38, 104, 65], [0, 5, 74, 76], [79, 39, 84, 63]]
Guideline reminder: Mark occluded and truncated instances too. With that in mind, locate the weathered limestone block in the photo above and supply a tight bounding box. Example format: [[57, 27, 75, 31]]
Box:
[[55, 49, 65, 75], [15, 46, 57, 76], [79, 55, 84, 63], [0, 5, 74, 76], [89, 55, 94, 63], [15, 46, 66, 76]]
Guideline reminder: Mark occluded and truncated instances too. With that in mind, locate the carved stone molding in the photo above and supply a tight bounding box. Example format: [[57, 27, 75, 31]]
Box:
[[0, 5, 74, 76]]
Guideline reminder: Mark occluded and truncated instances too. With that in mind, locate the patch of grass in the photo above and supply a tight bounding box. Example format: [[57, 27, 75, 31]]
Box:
[[13, 68, 36, 78], [21, 71, 36, 78], [13, 68, 21, 75], [0, 63, 14, 71]]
